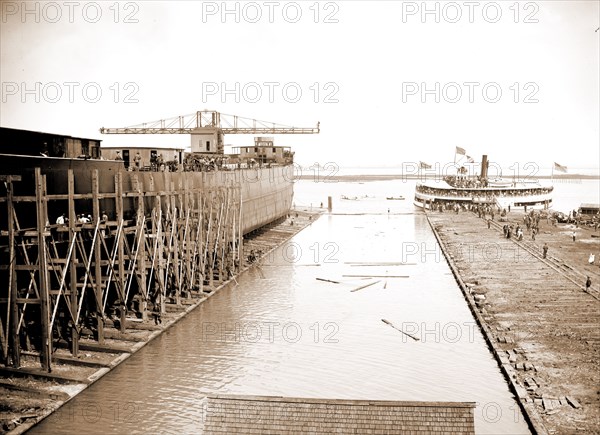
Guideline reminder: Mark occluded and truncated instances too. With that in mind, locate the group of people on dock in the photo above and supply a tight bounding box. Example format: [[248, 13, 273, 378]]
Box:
[[428, 200, 497, 216], [459, 204, 598, 293]]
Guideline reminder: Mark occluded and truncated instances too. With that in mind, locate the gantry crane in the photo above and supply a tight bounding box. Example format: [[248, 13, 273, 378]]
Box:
[[100, 110, 320, 154]]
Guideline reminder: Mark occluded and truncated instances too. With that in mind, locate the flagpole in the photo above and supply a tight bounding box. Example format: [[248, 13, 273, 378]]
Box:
[[551, 163, 554, 184]]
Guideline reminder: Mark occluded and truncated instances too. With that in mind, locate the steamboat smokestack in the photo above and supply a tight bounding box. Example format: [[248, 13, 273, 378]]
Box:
[[481, 155, 488, 179]]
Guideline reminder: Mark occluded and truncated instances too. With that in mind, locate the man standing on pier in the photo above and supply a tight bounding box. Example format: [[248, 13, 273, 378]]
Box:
[[586, 276, 592, 292], [542, 243, 548, 259]]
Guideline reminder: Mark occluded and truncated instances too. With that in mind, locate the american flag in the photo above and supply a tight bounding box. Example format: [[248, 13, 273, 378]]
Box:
[[419, 161, 432, 169], [455, 146, 466, 155], [554, 162, 567, 173]]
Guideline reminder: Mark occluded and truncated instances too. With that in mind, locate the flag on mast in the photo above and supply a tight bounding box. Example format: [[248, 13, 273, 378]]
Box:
[[455, 146, 466, 155], [419, 161, 432, 169], [466, 155, 474, 163], [553, 162, 567, 173]]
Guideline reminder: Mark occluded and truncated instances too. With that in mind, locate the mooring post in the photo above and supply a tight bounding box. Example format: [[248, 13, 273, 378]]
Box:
[[35, 169, 52, 372], [67, 171, 79, 356], [328, 196, 332, 212]]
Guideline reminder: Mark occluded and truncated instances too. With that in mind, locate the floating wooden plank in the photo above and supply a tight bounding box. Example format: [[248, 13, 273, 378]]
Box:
[[342, 275, 409, 278], [381, 318, 420, 341], [350, 280, 381, 292], [345, 262, 416, 266], [316, 277, 340, 284]]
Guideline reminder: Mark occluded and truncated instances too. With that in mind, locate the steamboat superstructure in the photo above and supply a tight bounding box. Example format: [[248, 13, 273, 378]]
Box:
[[414, 155, 553, 211]]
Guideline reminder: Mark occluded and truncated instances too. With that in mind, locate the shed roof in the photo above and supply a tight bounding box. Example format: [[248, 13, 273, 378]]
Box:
[[200, 394, 476, 434]]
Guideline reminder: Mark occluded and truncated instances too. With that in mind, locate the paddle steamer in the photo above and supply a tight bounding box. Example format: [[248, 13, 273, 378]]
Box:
[[413, 155, 553, 211]]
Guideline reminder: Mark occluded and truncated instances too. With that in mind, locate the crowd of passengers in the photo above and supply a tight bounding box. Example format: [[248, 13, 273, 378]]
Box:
[[443, 175, 488, 188], [416, 185, 552, 198]]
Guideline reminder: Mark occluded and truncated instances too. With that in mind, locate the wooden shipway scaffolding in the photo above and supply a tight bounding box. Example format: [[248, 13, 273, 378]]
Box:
[[0, 169, 242, 372]]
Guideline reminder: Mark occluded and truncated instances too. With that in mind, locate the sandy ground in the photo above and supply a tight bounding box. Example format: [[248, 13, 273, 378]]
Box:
[[429, 209, 600, 434]]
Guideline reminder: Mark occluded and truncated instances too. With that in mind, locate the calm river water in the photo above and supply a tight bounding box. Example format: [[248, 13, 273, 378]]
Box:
[[32, 177, 597, 435]]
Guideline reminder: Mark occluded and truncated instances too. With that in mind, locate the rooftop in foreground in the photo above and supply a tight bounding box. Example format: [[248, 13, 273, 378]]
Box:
[[200, 394, 476, 434]]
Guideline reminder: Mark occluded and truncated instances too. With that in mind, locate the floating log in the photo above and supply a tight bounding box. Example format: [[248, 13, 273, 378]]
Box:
[[345, 262, 416, 266], [343, 275, 409, 278], [316, 278, 340, 284], [350, 280, 381, 292], [381, 318, 420, 341]]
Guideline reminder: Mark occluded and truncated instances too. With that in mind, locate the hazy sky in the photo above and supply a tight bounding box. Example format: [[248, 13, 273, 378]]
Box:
[[1, 1, 599, 174]]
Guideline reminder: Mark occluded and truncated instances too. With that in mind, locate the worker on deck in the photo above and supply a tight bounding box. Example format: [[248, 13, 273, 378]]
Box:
[[134, 151, 142, 169]]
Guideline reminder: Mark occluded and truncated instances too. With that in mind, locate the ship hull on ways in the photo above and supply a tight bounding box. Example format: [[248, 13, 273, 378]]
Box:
[[0, 154, 294, 235]]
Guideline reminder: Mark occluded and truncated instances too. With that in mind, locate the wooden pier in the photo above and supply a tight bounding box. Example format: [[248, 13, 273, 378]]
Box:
[[427, 210, 600, 434]]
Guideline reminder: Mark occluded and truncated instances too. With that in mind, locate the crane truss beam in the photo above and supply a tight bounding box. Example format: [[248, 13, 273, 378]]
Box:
[[100, 127, 319, 135], [100, 110, 319, 135]]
